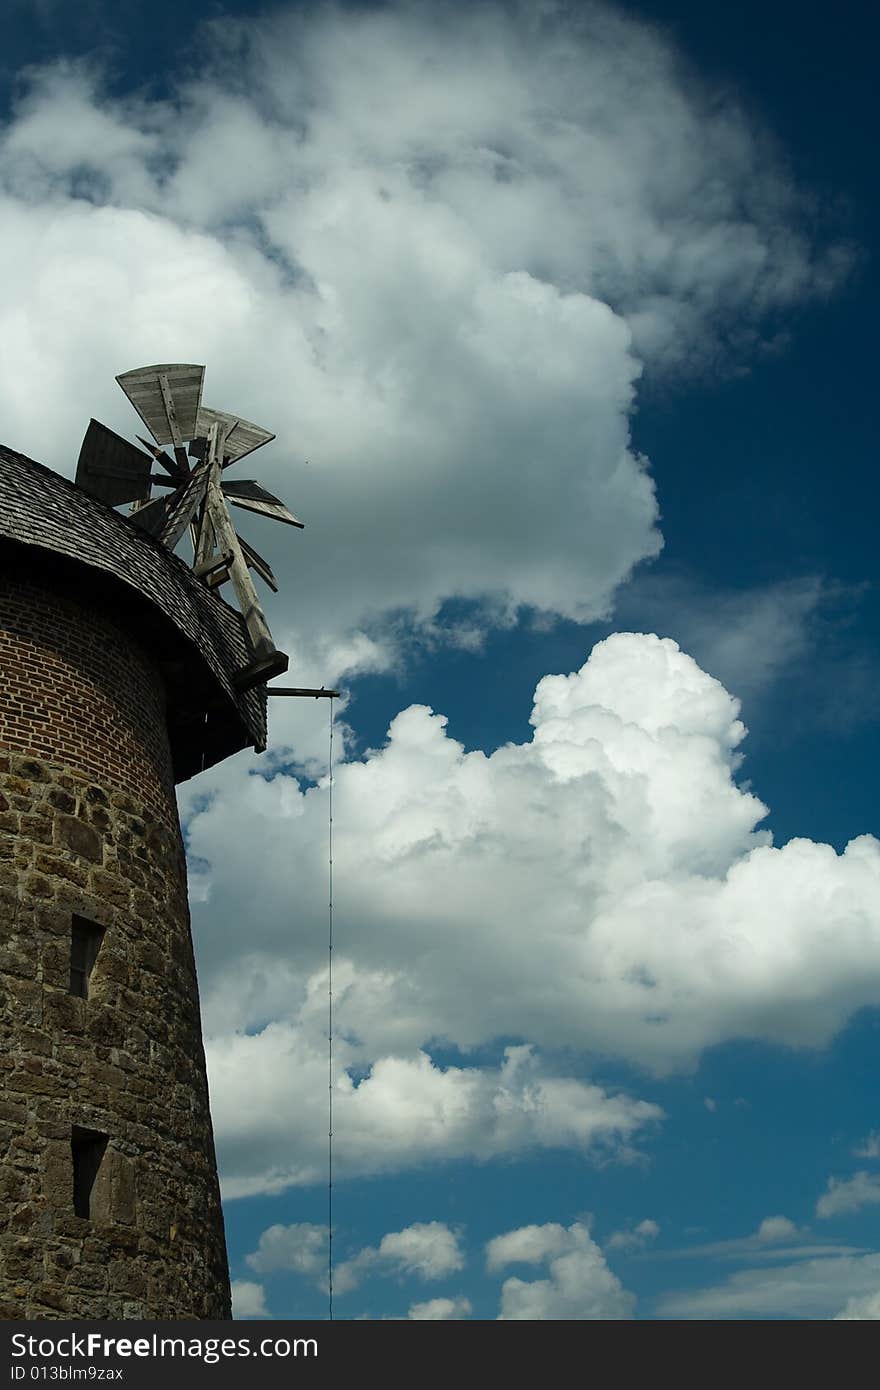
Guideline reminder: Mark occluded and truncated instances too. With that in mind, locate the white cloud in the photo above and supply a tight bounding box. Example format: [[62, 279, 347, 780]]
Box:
[[231, 1280, 268, 1319], [657, 1254, 880, 1320], [650, 1217, 818, 1263], [376, 1223, 465, 1281], [408, 1296, 471, 1320], [0, 0, 849, 706], [835, 1291, 880, 1320], [491, 1221, 634, 1319], [755, 1216, 801, 1245], [817, 1172, 880, 1220], [244, 1220, 464, 1299], [335, 1222, 465, 1295], [486, 1223, 574, 1273], [181, 632, 880, 1194], [195, 633, 880, 1062], [211, 1035, 659, 1198], [616, 575, 829, 705], [854, 1132, 880, 1159], [245, 1223, 328, 1281], [607, 1218, 660, 1251]]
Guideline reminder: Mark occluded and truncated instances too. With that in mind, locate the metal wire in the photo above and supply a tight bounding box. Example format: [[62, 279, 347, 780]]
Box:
[[328, 697, 335, 1321]]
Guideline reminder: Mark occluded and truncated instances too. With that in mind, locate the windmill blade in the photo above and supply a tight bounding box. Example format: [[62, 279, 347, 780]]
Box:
[[137, 435, 187, 480], [128, 495, 170, 538], [75, 419, 153, 507], [237, 531, 278, 592], [116, 364, 204, 447], [158, 468, 210, 551], [190, 407, 275, 464], [221, 479, 304, 528]]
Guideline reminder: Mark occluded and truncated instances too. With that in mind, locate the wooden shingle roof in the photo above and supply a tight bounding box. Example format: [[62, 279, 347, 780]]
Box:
[[0, 444, 268, 780]]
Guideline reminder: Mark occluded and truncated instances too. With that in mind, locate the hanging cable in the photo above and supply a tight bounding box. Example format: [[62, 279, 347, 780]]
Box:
[[327, 696, 335, 1321]]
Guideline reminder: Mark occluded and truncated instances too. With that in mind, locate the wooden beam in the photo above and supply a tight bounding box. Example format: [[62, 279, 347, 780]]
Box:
[[158, 466, 209, 550], [267, 687, 340, 698], [193, 549, 233, 580], [202, 421, 281, 667]]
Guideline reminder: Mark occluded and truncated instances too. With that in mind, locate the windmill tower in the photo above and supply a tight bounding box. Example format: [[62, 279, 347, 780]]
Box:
[[0, 366, 316, 1320]]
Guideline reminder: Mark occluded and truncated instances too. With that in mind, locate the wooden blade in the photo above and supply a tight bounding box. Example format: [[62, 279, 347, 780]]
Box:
[[116, 364, 204, 446], [158, 469, 210, 550], [136, 435, 186, 479], [193, 407, 275, 463], [128, 494, 170, 538], [221, 479, 304, 528], [75, 419, 153, 506], [236, 531, 278, 592]]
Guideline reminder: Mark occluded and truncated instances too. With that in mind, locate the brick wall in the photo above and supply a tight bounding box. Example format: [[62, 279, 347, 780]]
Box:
[[0, 573, 231, 1319], [0, 576, 175, 823]]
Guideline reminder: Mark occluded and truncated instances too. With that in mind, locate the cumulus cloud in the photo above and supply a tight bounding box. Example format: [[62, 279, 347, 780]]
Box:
[[0, 0, 850, 706], [491, 1221, 634, 1319], [231, 1280, 268, 1319], [755, 1217, 800, 1245], [335, 1222, 465, 1296], [177, 632, 880, 1194], [191, 631, 880, 1082], [835, 1291, 880, 1320], [657, 1253, 880, 1320], [607, 1219, 660, 1251], [614, 574, 830, 706], [245, 1220, 464, 1299], [486, 1223, 574, 1273], [211, 1034, 660, 1197], [245, 1223, 327, 1281], [816, 1173, 880, 1220], [408, 1296, 471, 1320]]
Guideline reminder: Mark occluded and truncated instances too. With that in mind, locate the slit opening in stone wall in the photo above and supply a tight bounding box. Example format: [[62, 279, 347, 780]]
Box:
[[69, 915, 104, 998], [71, 1126, 108, 1219]]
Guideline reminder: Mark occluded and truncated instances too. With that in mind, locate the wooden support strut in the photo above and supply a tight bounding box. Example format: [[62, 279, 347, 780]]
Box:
[[267, 687, 340, 698], [199, 420, 290, 690]]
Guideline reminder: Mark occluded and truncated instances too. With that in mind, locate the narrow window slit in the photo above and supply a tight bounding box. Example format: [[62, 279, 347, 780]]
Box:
[[69, 916, 104, 998], [71, 1126, 108, 1219]]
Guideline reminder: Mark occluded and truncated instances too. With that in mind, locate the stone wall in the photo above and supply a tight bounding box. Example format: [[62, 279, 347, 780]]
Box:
[[0, 573, 231, 1319]]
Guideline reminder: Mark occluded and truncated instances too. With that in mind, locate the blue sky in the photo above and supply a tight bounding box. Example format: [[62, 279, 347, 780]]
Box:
[[3, 0, 880, 1320]]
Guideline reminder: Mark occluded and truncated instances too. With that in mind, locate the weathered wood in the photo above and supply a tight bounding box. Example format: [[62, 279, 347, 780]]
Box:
[[116, 365, 204, 446], [237, 532, 278, 592], [77, 362, 306, 699], [194, 407, 275, 462], [267, 687, 340, 698], [202, 422, 281, 673], [222, 479, 304, 528], [193, 549, 232, 580], [193, 500, 215, 570], [75, 420, 153, 506], [232, 648, 289, 690], [158, 374, 183, 447], [137, 436, 185, 479], [129, 494, 169, 537], [158, 467, 209, 550]]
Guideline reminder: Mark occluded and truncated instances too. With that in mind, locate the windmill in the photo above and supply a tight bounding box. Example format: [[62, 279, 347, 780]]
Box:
[[74, 364, 302, 691]]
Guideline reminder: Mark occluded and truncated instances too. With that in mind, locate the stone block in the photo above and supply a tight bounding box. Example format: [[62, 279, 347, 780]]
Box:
[[11, 758, 50, 783], [55, 815, 102, 864], [88, 868, 130, 907]]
